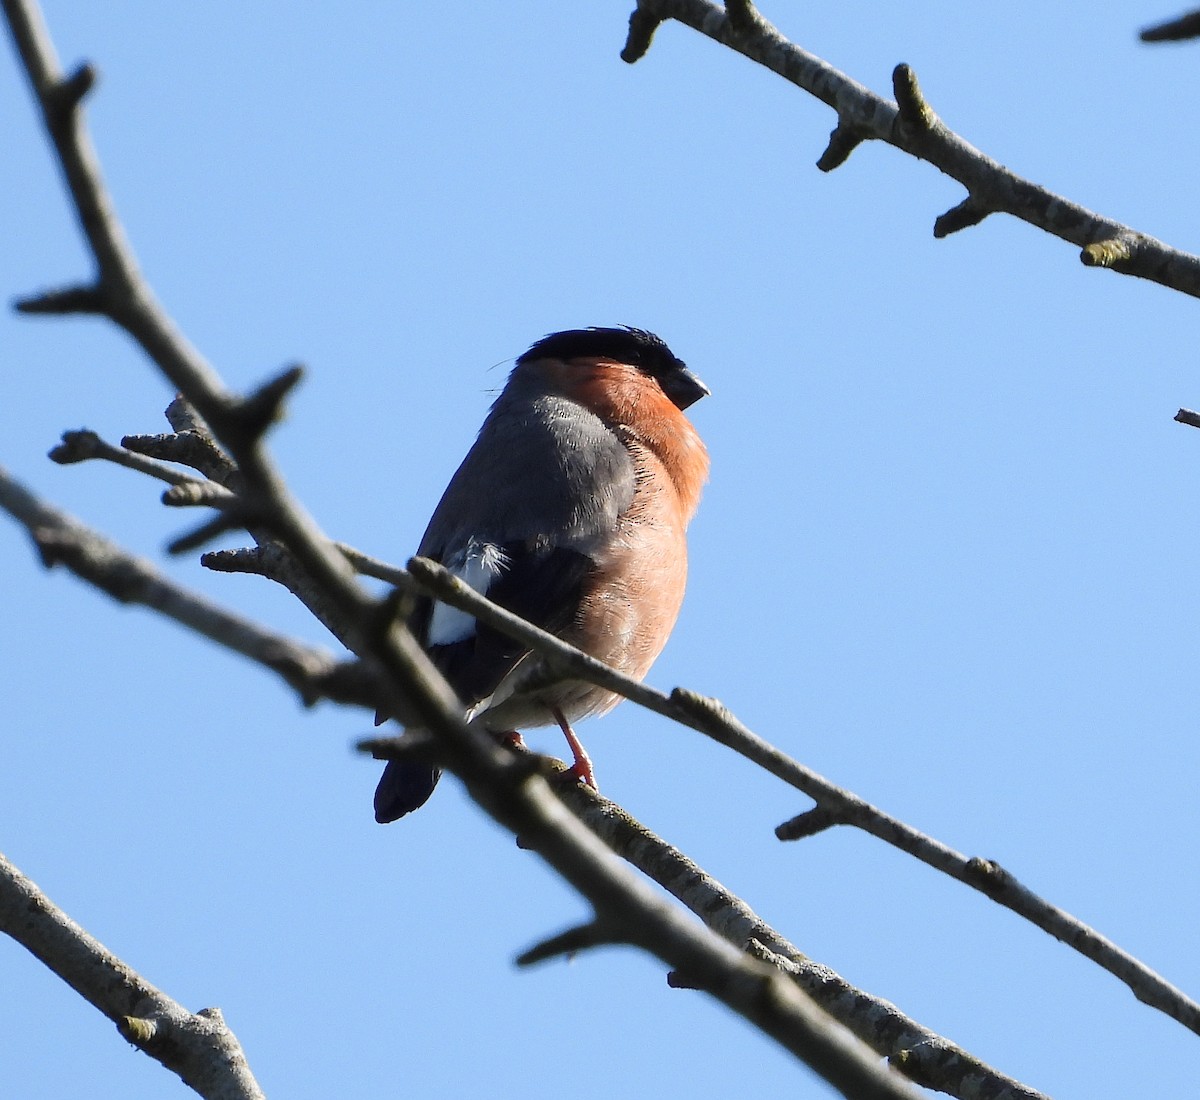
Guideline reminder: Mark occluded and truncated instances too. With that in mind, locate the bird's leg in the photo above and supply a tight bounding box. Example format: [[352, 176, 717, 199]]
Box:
[[551, 707, 597, 789]]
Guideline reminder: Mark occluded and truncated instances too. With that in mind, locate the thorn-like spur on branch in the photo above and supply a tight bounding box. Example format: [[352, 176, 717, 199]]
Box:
[[933, 196, 993, 238], [51, 60, 96, 110], [621, 5, 665, 63], [166, 509, 253, 556], [1141, 9, 1200, 42], [891, 63, 935, 132], [0, 850, 265, 1099], [1081, 236, 1136, 268], [516, 920, 621, 966], [15, 282, 105, 314], [228, 363, 305, 444], [357, 730, 445, 765], [816, 121, 866, 173], [774, 805, 845, 840], [1174, 408, 1200, 429]]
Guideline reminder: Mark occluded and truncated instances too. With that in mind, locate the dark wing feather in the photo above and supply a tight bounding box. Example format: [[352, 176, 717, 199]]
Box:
[[417, 543, 592, 707]]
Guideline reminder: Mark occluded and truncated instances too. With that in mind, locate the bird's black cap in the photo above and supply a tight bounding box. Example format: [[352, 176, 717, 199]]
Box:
[[518, 326, 709, 410]]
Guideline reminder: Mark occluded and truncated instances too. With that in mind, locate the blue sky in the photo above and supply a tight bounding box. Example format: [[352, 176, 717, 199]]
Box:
[[4, 3, 1200, 1097]]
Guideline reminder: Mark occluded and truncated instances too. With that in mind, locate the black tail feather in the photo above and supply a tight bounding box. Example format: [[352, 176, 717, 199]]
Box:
[[374, 761, 442, 823]]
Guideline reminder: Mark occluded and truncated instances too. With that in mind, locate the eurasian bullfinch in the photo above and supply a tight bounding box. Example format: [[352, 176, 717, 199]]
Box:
[[374, 326, 710, 822]]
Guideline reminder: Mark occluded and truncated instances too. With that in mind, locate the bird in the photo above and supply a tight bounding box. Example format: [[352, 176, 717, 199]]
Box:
[[374, 326, 710, 823]]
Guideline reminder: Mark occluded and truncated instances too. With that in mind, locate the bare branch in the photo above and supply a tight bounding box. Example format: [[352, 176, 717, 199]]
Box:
[[15, 281, 104, 314], [0, 466, 374, 710], [548, 777, 1048, 1100], [0, 849, 264, 1100], [162, 480, 239, 508], [49, 427, 208, 487], [404, 557, 1200, 1037], [337, 541, 416, 588], [2, 0, 237, 409], [166, 510, 253, 556], [622, 0, 1200, 298], [1141, 9, 1200, 41], [123, 428, 238, 486], [516, 919, 621, 966]]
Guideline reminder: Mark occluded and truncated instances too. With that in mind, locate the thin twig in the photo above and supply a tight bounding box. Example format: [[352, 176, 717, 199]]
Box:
[[49, 428, 210, 486]]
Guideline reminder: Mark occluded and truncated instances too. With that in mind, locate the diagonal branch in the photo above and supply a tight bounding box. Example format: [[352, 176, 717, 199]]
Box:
[[0, 465, 381, 711], [402, 559, 1200, 1039], [622, 0, 1200, 298], [0, 850, 264, 1100], [157, 519, 1200, 1044], [546, 775, 1048, 1098]]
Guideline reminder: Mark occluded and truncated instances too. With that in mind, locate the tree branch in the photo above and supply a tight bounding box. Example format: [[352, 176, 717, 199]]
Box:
[[1141, 9, 1200, 41], [0, 466, 379, 710], [622, 0, 1200, 298], [546, 775, 1049, 1099], [0, 850, 264, 1100], [398, 559, 1200, 1041]]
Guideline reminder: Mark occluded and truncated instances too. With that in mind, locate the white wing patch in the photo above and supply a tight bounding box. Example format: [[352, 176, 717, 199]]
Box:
[[427, 539, 509, 647]]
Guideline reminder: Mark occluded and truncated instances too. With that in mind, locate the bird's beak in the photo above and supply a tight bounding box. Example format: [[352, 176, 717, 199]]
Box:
[[663, 367, 710, 410]]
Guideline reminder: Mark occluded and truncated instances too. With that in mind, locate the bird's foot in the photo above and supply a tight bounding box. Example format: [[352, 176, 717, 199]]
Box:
[[495, 730, 528, 751], [552, 707, 598, 790]]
